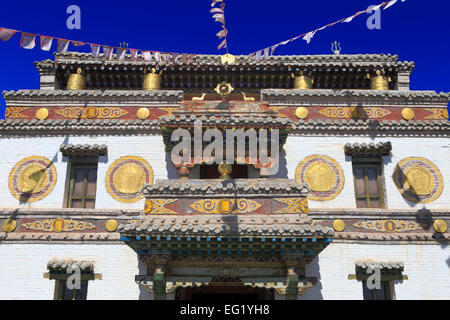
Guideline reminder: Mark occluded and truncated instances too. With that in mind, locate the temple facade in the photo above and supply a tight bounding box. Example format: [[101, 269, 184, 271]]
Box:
[[0, 52, 448, 300]]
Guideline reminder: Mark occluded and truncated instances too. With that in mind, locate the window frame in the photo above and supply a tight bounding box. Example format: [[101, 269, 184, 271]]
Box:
[[362, 280, 393, 300], [352, 159, 385, 208], [67, 163, 98, 208]]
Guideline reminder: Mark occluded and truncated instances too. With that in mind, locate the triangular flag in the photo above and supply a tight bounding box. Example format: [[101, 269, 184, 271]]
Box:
[[0, 28, 17, 42], [142, 51, 152, 61], [263, 48, 270, 58], [210, 8, 224, 14], [90, 44, 101, 57], [154, 52, 161, 62], [72, 41, 86, 47], [57, 39, 70, 53], [217, 39, 227, 50], [117, 47, 127, 60], [20, 32, 36, 49], [40, 36, 53, 51], [130, 49, 138, 61], [255, 50, 262, 60], [302, 31, 316, 44], [103, 46, 113, 60]]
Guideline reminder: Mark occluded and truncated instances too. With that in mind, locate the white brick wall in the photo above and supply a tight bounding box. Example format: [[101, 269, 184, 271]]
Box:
[[301, 242, 450, 300], [1, 135, 448, 210], [0, 135, 174, 209], [284, 136, 450, 209], [0, 243, 447, 300]]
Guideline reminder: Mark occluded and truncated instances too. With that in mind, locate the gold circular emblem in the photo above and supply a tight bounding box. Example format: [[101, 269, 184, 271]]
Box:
[[296, 155, 344, 201], [295, 107, 308, 119], [401, 108, 415, 120], [53, 219, 64, 232], [105, 219, 118, 232], [35, 108, 49, 120], [85, 107, 99, 119], [350, 107, 361, 119], [17, 163, 49, 194], [403, 166, 434, 196], [394, 157, 443, 204], [218, 199, 234, 214], [137, 108, 150, 120], [113, 163, 146, 194], [433, 219, 447, 233], [304, 162, 336, 192], [2, 219, 17, 233], [9, 156, 57, 202], [332, 219, 345, 232], [106, 156, 154, 203]]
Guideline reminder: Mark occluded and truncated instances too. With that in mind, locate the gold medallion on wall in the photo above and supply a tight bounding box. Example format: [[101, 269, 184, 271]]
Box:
[[393, 157, 443, 204], [105, 156, 154, 203], [8, 156, 57, 202], [295, 155, 344, 201]]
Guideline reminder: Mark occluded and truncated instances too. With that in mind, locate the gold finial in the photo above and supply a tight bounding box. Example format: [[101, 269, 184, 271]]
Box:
[[369, 69, 391, 90], [292, 71, 313, 89], [218, 163, 232, 179], [331, 41, 341, 55], [143, 68, 163, 90], [67, 67, 86, 90]]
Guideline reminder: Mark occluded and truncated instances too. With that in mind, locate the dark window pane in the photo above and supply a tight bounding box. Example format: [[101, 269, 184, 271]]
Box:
[[369, 198, 381, 208], [86, 169, 97, 196], [367, 167, 379, 195], [362, 282, 373, 300], [85, 199, 95, 209], [73, 168, 85, 197], [356, 198, 368, 208], [61, 282, 88, 300], [71, 199, 82, 208], [354, 168, 365, 195]]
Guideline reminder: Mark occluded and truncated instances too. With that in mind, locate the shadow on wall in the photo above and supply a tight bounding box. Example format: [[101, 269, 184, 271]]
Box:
[[269, 149, 288, 179], [165, 152, 179, 179], [138, 257, 154, 300], [299, 256, 323, 300]]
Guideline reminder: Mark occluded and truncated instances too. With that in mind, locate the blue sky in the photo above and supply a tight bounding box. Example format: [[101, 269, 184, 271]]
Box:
[[0, 0, 449, 118]]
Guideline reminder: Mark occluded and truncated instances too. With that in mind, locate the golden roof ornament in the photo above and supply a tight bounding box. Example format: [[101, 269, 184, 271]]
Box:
[[215, 81, 234, 98], [143, 68, 163, 91], [292, 71, 314, 89], [221, 53, 236, 65], [67, 67, 86, 90], [367, 69, 391, 90], [331, 41, 341, 55]]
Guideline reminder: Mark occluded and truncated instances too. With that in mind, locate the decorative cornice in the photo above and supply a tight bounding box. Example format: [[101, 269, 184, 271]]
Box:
[[60, 143, 108, 157], [53, 52, 405, 66], [262, 89, 450, 106], [47, 258, 95, 273], [34, 60, 55, 75], [2, 90, 184, 105], [118, 214, 334, 238], [160, 114, 292, 127], [143, 179, 310, 198], [355, 260, 404, 271], [344, 142, 392, 157]]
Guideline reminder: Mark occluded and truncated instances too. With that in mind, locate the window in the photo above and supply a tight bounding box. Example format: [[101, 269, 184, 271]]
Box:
[[352, 162, 384, 208], [67, 164, 98, 208], [362, 280, 393, 300]]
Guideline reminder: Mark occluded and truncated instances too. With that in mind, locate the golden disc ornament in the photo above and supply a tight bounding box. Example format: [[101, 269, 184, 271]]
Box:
[[137, 108, 150, 120], [332, 219, 345, 232], [8, 156, 57, 202], [296, 155, 344, 201], [106, 156, 154, 203], [401, 108, 415, 120], [105, 219, 118, 232], [35, 108, 49, 120], [394, 157, 443, 203], [433, 220, 447, 233], [295, 107, 309, 119], [2, 219, 17, 233]]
